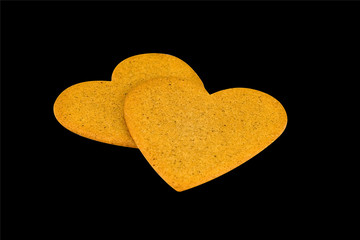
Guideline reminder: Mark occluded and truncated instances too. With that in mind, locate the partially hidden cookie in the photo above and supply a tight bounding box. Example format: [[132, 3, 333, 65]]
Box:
[[53, 53, 204, 148], [124, 77, 287, 191]]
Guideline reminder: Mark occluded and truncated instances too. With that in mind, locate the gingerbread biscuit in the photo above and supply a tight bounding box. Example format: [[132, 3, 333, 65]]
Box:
[[124, 77, 287, 191], [53, 53, 203, 147]]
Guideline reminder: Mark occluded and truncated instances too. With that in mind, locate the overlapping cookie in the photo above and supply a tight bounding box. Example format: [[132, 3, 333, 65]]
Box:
[[54, 53, 287, 191], [124, 77, 287, 191], [53, 53, 203, 147]]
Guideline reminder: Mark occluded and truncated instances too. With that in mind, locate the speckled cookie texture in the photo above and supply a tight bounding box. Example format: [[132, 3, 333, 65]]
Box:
[[53, 53, 204, 148], [124, 77, 287, 191]]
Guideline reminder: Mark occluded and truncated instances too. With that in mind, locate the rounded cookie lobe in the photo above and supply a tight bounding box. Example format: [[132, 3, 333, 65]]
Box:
[[111, 53, 204, 89], [54, 81, 137, 147]]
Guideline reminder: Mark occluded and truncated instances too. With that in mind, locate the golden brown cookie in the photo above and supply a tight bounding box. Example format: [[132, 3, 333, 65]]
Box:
[[53, 53, 203, 147], [124, 77, 287, 191]]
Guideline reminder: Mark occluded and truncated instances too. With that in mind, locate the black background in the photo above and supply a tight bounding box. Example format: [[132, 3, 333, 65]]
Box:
[[1, 1, 357, 238]]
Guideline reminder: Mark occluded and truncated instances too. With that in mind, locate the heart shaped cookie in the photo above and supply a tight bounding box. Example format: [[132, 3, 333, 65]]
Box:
[[124, 77, 287, 191], [53, 53, 203, 147]]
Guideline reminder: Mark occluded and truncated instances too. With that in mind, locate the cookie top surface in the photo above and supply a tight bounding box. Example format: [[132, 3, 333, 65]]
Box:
[[54, 53, 203, 147], [124, 77, 287, 191]]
